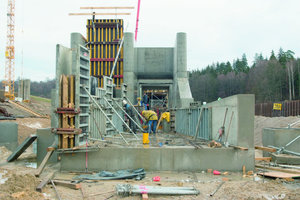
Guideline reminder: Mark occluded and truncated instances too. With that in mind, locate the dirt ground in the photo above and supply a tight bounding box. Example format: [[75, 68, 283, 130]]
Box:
[[0, 97, 300, 199]]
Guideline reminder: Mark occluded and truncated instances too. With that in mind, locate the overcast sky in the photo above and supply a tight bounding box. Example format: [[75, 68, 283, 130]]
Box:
[[1, 0, 300, 81]]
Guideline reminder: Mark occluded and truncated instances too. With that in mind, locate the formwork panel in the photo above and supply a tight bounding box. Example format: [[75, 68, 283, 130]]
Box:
[[87, 19, 124, 88], [175, 107, 212, 140]]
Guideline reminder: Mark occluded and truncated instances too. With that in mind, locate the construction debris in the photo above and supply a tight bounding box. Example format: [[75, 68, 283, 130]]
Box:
[[51, 180, 81, 190], [116, 184, 200, 196], [74, 168, 146, 180], [7, 134, 37, 162], [208, 140, 222, 148], [210, 181, 225, 197], [36, 172, 55, 192]]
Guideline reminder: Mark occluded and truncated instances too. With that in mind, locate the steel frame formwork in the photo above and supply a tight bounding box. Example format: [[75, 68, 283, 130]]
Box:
[[52, 33, 90, 146], [87, 19, 124, 88], [175, 107, 212, 140]]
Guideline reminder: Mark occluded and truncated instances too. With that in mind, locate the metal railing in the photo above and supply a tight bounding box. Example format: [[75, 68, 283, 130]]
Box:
[[175, 107, 212, 140]]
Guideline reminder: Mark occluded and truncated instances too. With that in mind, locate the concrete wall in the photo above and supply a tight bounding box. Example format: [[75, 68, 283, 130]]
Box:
[[36, 128, 58, 166], [135, 48, 174, 79], [123, 32, 136, 103], [262, 128, 300, 153], [60, 147, 254, 172], [0, 122, 18, 151], [207, 94, 255, 148]]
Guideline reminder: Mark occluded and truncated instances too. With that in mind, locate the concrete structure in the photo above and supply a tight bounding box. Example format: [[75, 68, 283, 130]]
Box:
[[0, 122, 18, 151], [208, 94, 255, 148], [124, 32, 193, 108], [263, 127, 300, 164], [60, 94, 255, 172], [52, 32, 90, 144], [18, 79, 30, 101], [36, 128, 58, 166], [61, 147, 253, 172]]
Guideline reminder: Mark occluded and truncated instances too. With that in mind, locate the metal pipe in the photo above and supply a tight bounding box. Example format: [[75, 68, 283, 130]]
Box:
[[103, 97, 139, 140], [268, 145, 300, 156], [285, 135, 300, 148], [109, 36, 124, 79], [82, 87, 129, 145], [124, 96, 146, 123], [50, 180, 62, 200], [270, 163, 300, 170], [116, 184, 199, 196], [210, 182, 225, 197], [113, 99, 144, 132]]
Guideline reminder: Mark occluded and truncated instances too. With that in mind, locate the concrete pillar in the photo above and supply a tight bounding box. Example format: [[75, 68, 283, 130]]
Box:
[[18, 80, 24, 99], [23, 79, 30, 101], [124, 32, 136, 102], [175, 32, 187, 78], [71, 32, 86, 49]]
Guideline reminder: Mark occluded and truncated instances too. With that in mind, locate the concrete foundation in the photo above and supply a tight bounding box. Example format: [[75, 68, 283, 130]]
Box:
[[36, 128, 58, 166], [0, 122, 18, 151], [60, 147, 254, 172], [270, 153, 300, 165], [262, 127, 300, 160]]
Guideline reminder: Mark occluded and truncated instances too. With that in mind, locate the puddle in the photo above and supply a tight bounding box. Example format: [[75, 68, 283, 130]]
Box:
[[0, 170, 8, 184], [25, 162, 37, 169]]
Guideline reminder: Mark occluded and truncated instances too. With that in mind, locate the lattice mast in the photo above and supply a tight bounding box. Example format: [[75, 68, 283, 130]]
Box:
[[4, 0, 15, 100]]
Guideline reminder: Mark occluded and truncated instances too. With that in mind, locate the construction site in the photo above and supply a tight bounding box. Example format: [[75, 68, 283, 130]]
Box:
[[0, 1, 300, 200]]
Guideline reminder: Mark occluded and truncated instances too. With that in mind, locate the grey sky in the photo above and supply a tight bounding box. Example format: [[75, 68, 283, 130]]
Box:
[[1, 0, 300, 81]]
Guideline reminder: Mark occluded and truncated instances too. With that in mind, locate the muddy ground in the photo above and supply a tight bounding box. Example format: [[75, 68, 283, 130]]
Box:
[[0, 98, 300, 199]]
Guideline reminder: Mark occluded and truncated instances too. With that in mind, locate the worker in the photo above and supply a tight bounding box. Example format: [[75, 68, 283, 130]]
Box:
[[142, 110, 158, 134], [123, 100, 137, 133], [137, 97, 142, 106], [142, 92, 148, 110]]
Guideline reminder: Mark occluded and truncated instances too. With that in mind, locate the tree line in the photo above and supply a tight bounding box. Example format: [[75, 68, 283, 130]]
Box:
[[189, 48, 300, 103], [0, 79, 55, 99]]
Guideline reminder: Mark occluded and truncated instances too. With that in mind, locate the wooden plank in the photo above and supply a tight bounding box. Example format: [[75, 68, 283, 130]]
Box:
[[62, 75, 69, 149], [229, 145, 248, 151], [52, 180, 81, 190], [255, 146, 276, 152], [258, 171, 300, 179], [255, 157, 272, 162], [7, 135, 37, 162], [35, 150, 54, 177], [69, 76, 75, 148], [36, 172, 55, 192], [255, 164, 300, 174]]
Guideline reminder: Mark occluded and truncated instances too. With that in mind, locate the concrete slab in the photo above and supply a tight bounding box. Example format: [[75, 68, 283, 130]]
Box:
[[270, 153, 300, 165], [36, 128, 58, 166], [0, 122, 18, 151], [263, 128, 300, 154], [60, 147, 254, 172]]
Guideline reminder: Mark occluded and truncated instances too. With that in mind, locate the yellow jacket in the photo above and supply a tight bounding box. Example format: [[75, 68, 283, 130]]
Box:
[[142, 110, 158, 121]]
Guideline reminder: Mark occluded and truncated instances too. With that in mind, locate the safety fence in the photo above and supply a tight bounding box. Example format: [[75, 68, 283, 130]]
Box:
[[255, 100, 300, 117], [175, 107, 212, 140]]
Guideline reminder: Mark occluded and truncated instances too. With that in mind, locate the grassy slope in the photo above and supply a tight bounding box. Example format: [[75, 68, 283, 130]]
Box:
[[30, 95, 51, 103]]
